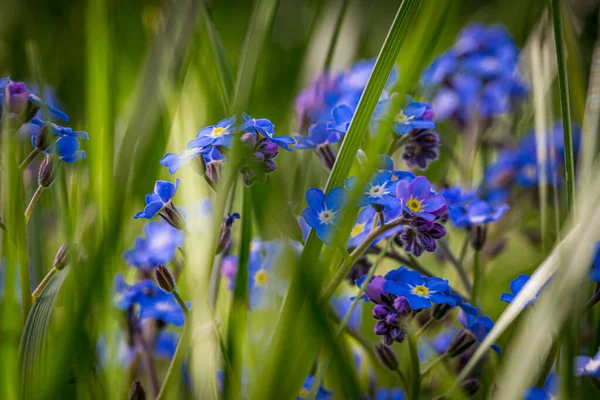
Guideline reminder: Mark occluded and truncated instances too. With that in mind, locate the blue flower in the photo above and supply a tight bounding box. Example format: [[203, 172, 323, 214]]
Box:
[[135, 179, 180, 220], [524, 374, 558, 400], [345, 170, 400, 210], [301, 187, 348, 243], [458, 306, 500, 354], [123, 220, 185, 270], [384, 266, 456, 310], [248, 240, 287, 309], [453, 199, 509, 227], [347, 207, 376, 248], [590, 242, 600, 282], [500, 274, 539, 307], [241, 113, 295, 151], [327, 104, 354, 136], [54, 135, 87, 163], [160, 147, 205, 174], [575, 349, 600, 378], [29, 119, 89, 157], [0, 77, 68, 122], [187, 116, 235, 148], [298, 375, 332, 399], [295, 121, 341, 149], [396, 176, 447, 221], [393, 99, 435, 135], [375, 388, 405, 400]]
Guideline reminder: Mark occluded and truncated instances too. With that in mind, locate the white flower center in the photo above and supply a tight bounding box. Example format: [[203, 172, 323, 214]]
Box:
[[585, 358, 600, 373], [153, 302, 175, 312], [318, 209, 337, 225], [395, 110, 415, 125], [367, 182, 388, 198]]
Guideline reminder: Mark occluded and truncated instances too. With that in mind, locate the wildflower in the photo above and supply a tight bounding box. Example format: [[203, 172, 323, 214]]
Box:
[[458, 306, 500, 353], [29, 118, 89, 157], [298, 375, 332, 399], [575, 349, 600, 378], [240, 138, 280, 186], [241, 113, 295, 151], [327, 104, 354, 136], [123, 220, 185, 270], [295, 72, 340, 132], [401, 129, 441, 170], [3, 81, 30, 117], [455, 199, 508, 228], [248, 240, 287, 309], [54, 135, 87, 163], [374, 388, 405, 400], [346, 171, 400, 211], [294, 121, 341, 149], [384, 266, 456, 310], [160, 147, 205, 174], [392, 99, 435, 135], [134, 179, 180, 221], [347, 207, 376, 248], [301, 187, 347, 243], [396, 176, 447, 221], [500, 274, 539, 307], [220, 255, 238, 290], [187, 116, 235, 148], [524, 374, 558, 400]]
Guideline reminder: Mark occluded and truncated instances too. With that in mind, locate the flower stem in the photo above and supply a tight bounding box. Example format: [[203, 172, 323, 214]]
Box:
[[172, 290, 189, 315], [415, 317, 435, 339], [323, 0, 351, 71], [420, 353, 447, 376], [395, 368, 409, 392], [156, 319, 192, 400], [472, 249, 481, 306], [319, 216, 408, 303], [407, 332, 421, 400], [550, 0, 576, 214], [438, 240, 472, 294], [18, 148, 40, 171], [24, 185, 45, 224], [31, 267, 58, 301]]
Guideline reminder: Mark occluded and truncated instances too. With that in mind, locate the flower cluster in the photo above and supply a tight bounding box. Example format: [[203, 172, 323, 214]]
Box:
[[441, 186, 509, 228], [161, 113, 294, 186], [420, 23, 528, 127]]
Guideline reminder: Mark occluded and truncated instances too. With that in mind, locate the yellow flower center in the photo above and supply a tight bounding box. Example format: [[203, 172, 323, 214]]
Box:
[[211, 126, 227, 138], [254, 269, 268, 286], [351, 223, 365, 237], [412, 285, 429, 297], [298, 388, 309, 398], [407, 198, 422, 213]]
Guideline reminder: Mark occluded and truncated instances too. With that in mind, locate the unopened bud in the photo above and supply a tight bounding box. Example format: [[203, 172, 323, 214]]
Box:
[[432, 303, 452, 320], [163, 203, 186, 231], [446, 330, 476, 358], [128, 380, 146, 400], [374, 344, 399, 370], [216, 213, 240, 254], [470, 225, 487, 251], [53, 243, 70, 270], [461, 378, 480, 396], [34, 125, 53, 150], [38, 155, 58, 188], [155, 265, 176, 292]]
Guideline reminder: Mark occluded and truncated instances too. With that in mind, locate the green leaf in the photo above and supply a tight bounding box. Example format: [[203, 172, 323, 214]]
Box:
[[18, 269, 68, 400]]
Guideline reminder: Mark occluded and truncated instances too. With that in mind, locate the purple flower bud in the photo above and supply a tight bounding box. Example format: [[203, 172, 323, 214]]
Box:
[[393, 296, 411, 315], [257, 140, 279, 159], [374, 344, 399, 370], [374, 321, 389, 335], [365, 276, 386, 303], [372, 304, 389, 320], [241, 132, 257, 147], [385, 312, 399, 325], [4, 81, 30, 115], [389, 326, 405, 343], [263, 159, 277, 173], [155, 265, 176, 292], [429, 223, 446, 239]]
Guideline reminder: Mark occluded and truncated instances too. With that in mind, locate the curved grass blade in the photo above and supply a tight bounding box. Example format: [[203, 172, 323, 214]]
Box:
[[18, 269, 68, 400], [250, 1, 424, 398]]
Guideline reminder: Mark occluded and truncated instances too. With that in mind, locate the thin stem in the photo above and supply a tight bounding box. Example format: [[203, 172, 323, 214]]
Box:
[[319, 216, 408, 303], [583, 283, 600, 314], [420, 353, 447, 376], [156, 320, 192, 400], [24, 185, 45, 223], [31, 267, 58, 300], [395, 368, 409, 392], [458, 236, 469, 265], [323, 0, 351, 70], [136, 331, 160, 398], [18, 148, 40, 170], [415, 318, 435, 339], [536, 339, 559, 387], [172, 290, 189, 315], [407, 333, 420, 400], [550, 0, 576, 214], [0, 219, 6, 232], [437, 240, 472, 294], [472, 250, 481, 306]]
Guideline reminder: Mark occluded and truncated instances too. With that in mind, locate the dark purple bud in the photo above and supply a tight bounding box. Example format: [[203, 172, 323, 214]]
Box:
[[389, 326, 405, 343], [446, 330, 476, 358], [263, 159, 277, 173], [372, 204, 385, 213], [374, 344, 399, 370], [365, 276, 386, 303], [372, 304, 390, 320], [393, 296, 411, 315], [253, 151, 266, 161], [432, 303, 452, 320], [155, 265, 176, 293], [345, 255, 371, 284], [4, 81, 30, 115], [402, 129, 440, 170], [129, 380, 146, 400], [241, 132, 257, 147], [163, 203, 186, 231], [257, 140, 278, 159], [38, 154, 58, 188], [461, 378, 480, 396], [470, 225, 487, 251], [34, 125, 52, 150], [226, 212, 240, 227], [385, 312, 399, 325], [53, 243, 70, 270], [374, 321, 389, 335], [382, 334, 394, 346], [429, 223, 446, 239]]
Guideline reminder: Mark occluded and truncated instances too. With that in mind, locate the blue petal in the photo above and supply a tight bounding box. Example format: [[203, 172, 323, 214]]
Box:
[[135, 201, 163, 219], [301, 207, 321, 229], [306, 188, 325, 211], [325, 186, 347, 210], [154, 179, 179, 203], [406, 295, 431, 310]]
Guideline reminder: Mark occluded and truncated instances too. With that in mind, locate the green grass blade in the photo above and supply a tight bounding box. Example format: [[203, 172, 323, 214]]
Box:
[[18, 269, 68, 400]]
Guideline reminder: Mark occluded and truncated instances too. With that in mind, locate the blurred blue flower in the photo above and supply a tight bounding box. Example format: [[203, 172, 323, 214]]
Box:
[[524, 374, 558, 400], [298, 375, 332, 399], [384, 266, 456, 310], [458, 306, 500, 353], [294, 121, 341, 149], [575, 349, 600, 378], [29, 118, 89, 155], [134, 179, 180, 220], [396, 176, 447, 221], [453, 199, 509, 227], [331, 295, 362, 331], [327, 104, 354, 136], [374, 388, 405, 400], [347, 206, 376, 248], [1, 77, 68, 122], [301, 187, 348, 243], [500, 274, 539, 307], [241, 113, 295, 151], [160, 147, 205, 174], [187, 116, 235, 148], [123, 220, 185, 270], [393, 99, 435, 135]]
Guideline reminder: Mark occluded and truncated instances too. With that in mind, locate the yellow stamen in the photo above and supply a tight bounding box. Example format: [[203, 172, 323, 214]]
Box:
[[351, 223, 364, 237], [413, 285, 429, 297], [254, 269, 268, 286], [407, 198, 422, 213], [211, 127, 227, 138]]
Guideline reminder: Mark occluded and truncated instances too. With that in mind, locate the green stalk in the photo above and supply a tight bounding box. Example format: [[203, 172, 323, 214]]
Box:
[[407, 333, 421, 400], [420, 353, 447, 377], [24, 185, 45, 224], [550, 0, 576, 214], [472, 250, 481, 306], [156, 320, 192, 400], [323, 0, 351, 70]]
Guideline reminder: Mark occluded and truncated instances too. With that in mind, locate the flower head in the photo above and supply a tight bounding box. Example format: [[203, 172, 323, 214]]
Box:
[[134, 179, 180, 220], [500, 274, 539, 307], [401, 129, 440, 170], [393, 99, 435, 135], [187, 116, 236, 148], [123, 220, 185, 270], [396, 176, 447, 221], [384, 266, 456, 310], [294, 121, 341, 149], [241, 113, 295, 151], [398, 219, 445, 257], [575, 350, 600, 378], [160, 147, 205, 174], [301, 187, 348, 243], [346, 170, 400, 210]]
